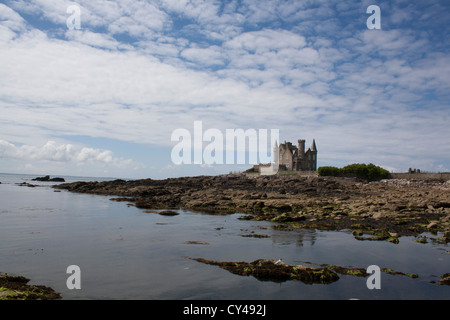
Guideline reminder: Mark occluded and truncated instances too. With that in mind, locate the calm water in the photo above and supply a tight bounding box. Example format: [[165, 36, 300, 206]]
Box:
[[0, 173, 448, 300]]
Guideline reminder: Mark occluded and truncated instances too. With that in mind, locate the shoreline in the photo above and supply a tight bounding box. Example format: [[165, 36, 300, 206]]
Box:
[[2, 172, 449, 299], [53, 173, 450, 242]]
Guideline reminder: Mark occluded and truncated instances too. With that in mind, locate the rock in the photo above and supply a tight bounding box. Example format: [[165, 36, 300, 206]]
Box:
[[439, 273, 450, 286], [190, 258, 340, 284], [32, 175, 50, 181], [32, 175, 65, 182], [0, 273, 61, 300], [372, 212, 384, 219], [158, 210, 180, 216], [427, 221, 438, 229], [17, 182, 37, 187]]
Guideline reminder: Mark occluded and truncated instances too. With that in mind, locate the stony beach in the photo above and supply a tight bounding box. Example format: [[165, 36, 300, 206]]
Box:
[[54, 173, 450, 243]]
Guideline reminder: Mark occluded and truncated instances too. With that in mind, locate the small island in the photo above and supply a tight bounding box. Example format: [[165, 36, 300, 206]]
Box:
[[32, 175, 65, 182]]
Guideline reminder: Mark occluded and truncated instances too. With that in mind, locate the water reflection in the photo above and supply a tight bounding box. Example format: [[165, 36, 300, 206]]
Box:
[[270, 228, 318, 247]]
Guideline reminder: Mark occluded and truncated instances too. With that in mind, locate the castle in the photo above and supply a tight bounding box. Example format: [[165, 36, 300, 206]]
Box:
[[279, 139, 317, 171], [254, 138, 317, 174]]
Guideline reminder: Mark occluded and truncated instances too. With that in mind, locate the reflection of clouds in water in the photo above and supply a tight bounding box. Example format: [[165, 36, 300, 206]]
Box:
[[270, 228, 318, 247]]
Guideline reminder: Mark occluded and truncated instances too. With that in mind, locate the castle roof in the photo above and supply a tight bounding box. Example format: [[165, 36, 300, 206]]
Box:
[[311, 139, 317, 152]]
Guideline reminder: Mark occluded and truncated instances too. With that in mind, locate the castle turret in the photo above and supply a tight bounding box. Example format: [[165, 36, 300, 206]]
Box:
[[298, 139, 305, 158], [311, 139, 317, 152]]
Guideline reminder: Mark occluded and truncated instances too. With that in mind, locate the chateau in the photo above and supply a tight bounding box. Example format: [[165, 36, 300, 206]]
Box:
[[253, 138, 317, 174], [278, 139, 317, 171]]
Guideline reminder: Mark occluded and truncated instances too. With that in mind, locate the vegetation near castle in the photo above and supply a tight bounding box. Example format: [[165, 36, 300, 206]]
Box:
[[318, 163, 390, 181]]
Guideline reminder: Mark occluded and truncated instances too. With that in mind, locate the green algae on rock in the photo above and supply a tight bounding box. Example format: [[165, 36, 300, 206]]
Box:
[[190, 258, 422, 285], [0, 273, 61, 300], [189, 258, 340, 284]]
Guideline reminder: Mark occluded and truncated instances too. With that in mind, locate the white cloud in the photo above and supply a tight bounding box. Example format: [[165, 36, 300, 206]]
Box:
[[0, 140, 139, 168]]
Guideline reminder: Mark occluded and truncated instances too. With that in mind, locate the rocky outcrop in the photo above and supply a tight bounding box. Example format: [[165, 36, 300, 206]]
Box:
[[189, 258, 419, 284], [0, 273, 61, 300], [190, 258, 340, 284], [32, 175, 65, 182], [54, 174, 450, 240]]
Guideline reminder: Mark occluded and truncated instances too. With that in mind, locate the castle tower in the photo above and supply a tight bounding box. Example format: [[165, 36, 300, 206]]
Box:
[[311, 139, 317, 152], [310, 139, 317, 171], [298, 139, 305, 158]]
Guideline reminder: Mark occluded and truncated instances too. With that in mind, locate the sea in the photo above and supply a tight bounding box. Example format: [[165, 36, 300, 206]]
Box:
[[0, 173, 448, 300]]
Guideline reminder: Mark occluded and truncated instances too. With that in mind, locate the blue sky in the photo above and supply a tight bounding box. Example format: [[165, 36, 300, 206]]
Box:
[[0, 0, 449, 179]]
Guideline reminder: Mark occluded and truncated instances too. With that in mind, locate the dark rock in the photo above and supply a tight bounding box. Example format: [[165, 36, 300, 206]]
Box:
[[0, 273, 61, 300], [440, 273, 450, 285], [190, 258, 340, 284], [158, 210, 180, 216], [32, 175, 65, 182], [17, 182, 37, 187], [32, 175, 50, 181]]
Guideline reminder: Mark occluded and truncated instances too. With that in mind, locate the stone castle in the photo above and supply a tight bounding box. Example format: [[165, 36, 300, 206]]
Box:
[[254, 138, 317, 173], [279, 139, 317, 171]]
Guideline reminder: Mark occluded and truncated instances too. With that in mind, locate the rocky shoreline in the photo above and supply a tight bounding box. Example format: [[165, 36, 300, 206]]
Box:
[[54, 173, 450, 243], [0, 273, 61, 300], [52, 173, 450, 289]]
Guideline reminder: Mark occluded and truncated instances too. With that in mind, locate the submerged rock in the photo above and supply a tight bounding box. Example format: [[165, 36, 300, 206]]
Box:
[[17, 182, 37, 187], [158, 210, 180, 216]]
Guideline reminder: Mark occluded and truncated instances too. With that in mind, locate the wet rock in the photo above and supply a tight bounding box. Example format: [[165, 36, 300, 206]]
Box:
[[32, 175, 65, 182], [32, 175, 51, 181], [0, 273, 61, 300], [158, 210, 180, 216], [184, 241, 209, 245], [190, 258, 340, 284], [439, 273, 450, 285], [427, 221, 438, 229], [17, 182, 37, 187]]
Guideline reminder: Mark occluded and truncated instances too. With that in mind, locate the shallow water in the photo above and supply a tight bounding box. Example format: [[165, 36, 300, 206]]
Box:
[[0, 173, 448, 299]]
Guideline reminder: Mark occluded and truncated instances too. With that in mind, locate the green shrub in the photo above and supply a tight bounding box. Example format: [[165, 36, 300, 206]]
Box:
[[318, 166, 340, 177], [318, 163, 390, 181]]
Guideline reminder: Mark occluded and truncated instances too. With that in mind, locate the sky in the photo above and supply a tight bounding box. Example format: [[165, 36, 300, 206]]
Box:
[[0, 0, 449, 179]]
